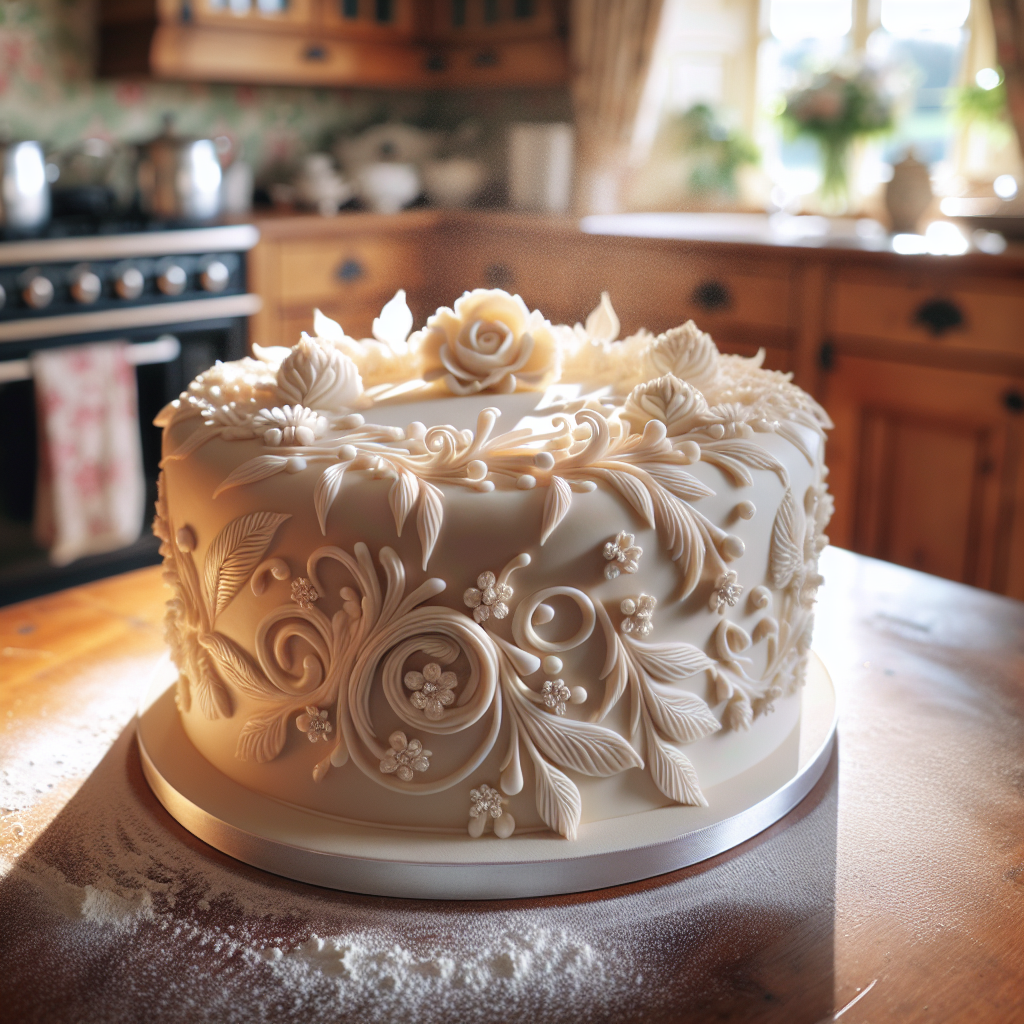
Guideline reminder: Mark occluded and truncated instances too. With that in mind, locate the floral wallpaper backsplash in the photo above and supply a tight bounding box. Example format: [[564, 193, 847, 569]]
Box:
[[0, 0, 570, 181]]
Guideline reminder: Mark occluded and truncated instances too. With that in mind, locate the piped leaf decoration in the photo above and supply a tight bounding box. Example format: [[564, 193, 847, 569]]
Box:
[[626, 638, 714, 681], [416, 481, 444, 570], [724, 695, 754, 731], [598, 469, 655, 527], [235, 709, 289, 763], [649, 484, 705, 597], [204, 511, 291, 620], [584, 290, 620, 344], [199, 630, 277, 700], [213, 456, 290, 499], [541, 476, 573, 544], [532, 754, 582, 840], [769, 489, 802, 589], [642, 463, 716, 502], [389, 469, 420, 537], [192, 651, 233, 720], [373, 289, 414, 348], [645, 726, 708, 806], [700, 441, 789, 487], [777, 421, 817, 464], [595, 603, 629, 723], [641, 682, 721, 744], [314, 461, 352, 535], [164, 425, 220, 463], [516, 694, 643, 776]]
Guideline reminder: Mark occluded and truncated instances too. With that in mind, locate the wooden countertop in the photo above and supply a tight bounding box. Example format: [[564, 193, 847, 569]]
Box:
[[246, 208, 1024, 272], [1, 547, 1021, 1023]]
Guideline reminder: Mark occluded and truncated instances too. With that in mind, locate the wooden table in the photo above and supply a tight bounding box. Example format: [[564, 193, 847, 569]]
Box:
[[1, 547, 1021, 1023]]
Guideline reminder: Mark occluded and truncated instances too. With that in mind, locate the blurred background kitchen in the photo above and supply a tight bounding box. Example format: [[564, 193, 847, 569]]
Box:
[[0, 0, 1021, 605]]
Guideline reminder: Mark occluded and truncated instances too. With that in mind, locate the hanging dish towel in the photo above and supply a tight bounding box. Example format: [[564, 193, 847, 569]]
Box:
[[32, 340, 146, 566]]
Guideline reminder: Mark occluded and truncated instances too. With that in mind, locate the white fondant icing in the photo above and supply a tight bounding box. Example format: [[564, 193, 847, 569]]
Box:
[[155, 290, 832, 840]]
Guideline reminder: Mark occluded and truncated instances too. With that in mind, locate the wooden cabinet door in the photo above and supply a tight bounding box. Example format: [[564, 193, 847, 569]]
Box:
[[822, 354, 1024, 596]]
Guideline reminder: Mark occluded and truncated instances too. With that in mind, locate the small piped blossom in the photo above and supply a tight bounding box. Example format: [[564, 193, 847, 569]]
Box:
[[405, 662, 458, 721], [603, 531, 643, 579], [251, 404, 328, 447], [295, 705, 332, 743], [379, 731, 431, 782], [291, 577, 319, 610], [709, 570, 744, 614], [621, 594, 656, 637], [541, 678, 572, 715], [463, 571, 512, 623], [469, 783, 506, 820]]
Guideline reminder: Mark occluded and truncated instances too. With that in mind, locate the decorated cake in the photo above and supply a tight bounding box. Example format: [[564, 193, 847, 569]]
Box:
[[154, 289, 832, 842]]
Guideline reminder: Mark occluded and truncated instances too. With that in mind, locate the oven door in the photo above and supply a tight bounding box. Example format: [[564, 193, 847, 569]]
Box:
[[0, 319, 246, 606]]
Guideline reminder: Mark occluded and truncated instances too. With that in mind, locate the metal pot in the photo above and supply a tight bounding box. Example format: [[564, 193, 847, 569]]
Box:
[[137, 120, 222, 221], [0, 141, 51, 231]]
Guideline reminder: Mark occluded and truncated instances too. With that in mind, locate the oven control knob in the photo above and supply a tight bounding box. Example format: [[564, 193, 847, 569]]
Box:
[[70, 269, 102, 305], [24, 275, 54, 309], [157, 264, 187, 296], [200, 260, 229, 293], [115, 267, 144, 300]]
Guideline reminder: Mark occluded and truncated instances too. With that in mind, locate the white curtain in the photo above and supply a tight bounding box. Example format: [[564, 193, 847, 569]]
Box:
[[571, 0, 666, 213], [990, 0, 1024, 159]]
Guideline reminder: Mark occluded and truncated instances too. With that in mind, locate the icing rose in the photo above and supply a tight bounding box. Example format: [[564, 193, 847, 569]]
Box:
[[622, 374, 710, 436], [644, 321, 720, 394], [251, 405, 328, 446], [414, 288, 560, 395], [276, 334, 364, 412]]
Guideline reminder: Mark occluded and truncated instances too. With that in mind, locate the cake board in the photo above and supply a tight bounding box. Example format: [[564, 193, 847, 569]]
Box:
[[137, 652, 837, 900]]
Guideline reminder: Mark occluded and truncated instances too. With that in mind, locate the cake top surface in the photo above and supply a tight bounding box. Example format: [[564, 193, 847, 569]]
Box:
[[157, 287, 830, 454]]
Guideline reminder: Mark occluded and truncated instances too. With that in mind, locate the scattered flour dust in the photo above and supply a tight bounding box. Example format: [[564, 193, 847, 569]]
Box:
[[0, 655, 838, 1024]]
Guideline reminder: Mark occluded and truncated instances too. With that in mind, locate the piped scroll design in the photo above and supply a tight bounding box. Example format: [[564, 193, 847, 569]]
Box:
[[157, 507, 741, 840], [710, 480, 832, 728]]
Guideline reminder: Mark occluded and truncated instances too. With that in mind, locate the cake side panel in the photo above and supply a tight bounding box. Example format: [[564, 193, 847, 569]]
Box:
[[156, 412, 824, 834]]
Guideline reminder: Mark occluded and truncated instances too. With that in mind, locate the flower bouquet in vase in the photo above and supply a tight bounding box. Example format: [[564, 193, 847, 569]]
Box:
[[780, 65, 893, 211]]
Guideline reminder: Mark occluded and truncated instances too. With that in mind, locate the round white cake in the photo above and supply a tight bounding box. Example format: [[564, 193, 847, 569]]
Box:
[[154, 289, 832, 842]]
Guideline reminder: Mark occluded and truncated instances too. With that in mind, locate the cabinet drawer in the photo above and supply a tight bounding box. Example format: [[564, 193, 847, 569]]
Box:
[[278, 236, 424, 308], [828, 274, 1024, 356], [452, 238, 794, 338]]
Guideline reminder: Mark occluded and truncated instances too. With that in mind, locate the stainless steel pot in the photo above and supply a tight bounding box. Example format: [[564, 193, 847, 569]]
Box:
[[137, 121, 222, 221], [0, 141, 51, 231]]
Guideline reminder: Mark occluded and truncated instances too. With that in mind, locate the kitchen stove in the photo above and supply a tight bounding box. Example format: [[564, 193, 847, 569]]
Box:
[[0, 223, 260, 351], [0, 220, 262, 605]]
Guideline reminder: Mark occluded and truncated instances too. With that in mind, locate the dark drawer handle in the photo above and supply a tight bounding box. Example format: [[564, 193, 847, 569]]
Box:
[[473, 50, 499, 68], [819, 339, 835, 371], [485, 262, 514, 289], [304, 45, 328, 61], [336, 258, 364, 282], [424, 53, 447, 72], [1004, 391, 1024, 414], [691, 279, 731, 312], [913, 298, 963, 336]]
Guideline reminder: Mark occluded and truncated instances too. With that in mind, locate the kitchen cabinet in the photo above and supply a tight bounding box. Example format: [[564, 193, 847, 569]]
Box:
[[98, 0, 568, 88], [247, 210, 1024, 598], [821, 354, 1024, 594], [248, 210, 444, 345]]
